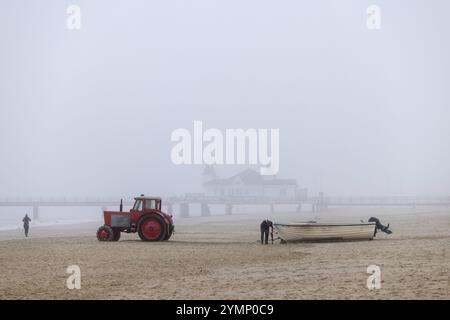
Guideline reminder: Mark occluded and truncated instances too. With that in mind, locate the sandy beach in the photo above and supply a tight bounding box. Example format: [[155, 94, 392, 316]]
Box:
[[0, 207, 449, 299]]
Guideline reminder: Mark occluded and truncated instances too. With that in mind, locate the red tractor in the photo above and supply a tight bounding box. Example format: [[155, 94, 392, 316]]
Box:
[[96, 196, 174, 242]]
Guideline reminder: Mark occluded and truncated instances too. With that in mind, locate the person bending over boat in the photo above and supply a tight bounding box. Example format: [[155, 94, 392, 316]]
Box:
[[368, 217, 392, 234], [260, 219, 273, 244]]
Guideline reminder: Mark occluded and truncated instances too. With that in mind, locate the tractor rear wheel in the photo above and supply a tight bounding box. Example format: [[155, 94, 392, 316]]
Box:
[[97, 225, 114, 241], [112, 228, 121, 241], [164, 225, 173, 240], [138, 215, 167, 241]]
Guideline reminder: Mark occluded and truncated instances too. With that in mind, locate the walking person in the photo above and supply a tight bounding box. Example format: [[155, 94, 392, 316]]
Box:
[[22, 214, 31, 237], [260, 219, 273, 245]]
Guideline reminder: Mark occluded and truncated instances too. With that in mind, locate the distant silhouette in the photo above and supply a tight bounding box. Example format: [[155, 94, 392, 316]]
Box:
[[22, 214, 31, 237]]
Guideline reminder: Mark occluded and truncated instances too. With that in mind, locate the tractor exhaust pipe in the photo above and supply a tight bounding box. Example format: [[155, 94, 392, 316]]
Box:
[[120, 199, 123, 212]]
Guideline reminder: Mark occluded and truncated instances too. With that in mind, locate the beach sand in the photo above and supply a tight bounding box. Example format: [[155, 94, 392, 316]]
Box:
[[0, 207, 449, 299]]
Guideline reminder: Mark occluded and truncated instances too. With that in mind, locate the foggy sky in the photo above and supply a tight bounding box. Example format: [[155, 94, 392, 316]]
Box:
[[1, 0, 449, 198]]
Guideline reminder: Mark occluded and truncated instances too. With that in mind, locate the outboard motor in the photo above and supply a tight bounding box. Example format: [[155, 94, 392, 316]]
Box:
[[368, 217, 392, 234]]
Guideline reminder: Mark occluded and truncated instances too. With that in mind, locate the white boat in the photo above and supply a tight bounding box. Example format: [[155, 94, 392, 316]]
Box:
[[274, 221, 377, 242]]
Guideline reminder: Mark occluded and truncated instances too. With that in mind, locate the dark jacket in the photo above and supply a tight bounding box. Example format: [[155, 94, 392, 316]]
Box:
[[260, 220, 273, 232], [22, 216, 31, 226]]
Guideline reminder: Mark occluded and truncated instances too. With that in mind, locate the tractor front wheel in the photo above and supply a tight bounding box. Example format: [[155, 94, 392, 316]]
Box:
[[112, 228, 121, 241], [97, 225, 114, 241], [138, 215, 167, 241]]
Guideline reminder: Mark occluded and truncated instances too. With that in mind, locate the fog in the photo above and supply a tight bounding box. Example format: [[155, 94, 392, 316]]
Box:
[[1, 0, 450, 199]]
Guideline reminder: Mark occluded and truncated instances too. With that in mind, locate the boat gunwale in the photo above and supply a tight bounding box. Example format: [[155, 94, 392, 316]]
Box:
[[274, 222, 376, 227]]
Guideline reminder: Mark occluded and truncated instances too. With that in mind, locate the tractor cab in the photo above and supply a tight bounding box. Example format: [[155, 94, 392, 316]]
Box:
[[132, 196, 162, 212]]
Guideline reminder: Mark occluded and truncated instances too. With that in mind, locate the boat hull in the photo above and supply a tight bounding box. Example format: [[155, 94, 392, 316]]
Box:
[[274, 222, 376, 242]]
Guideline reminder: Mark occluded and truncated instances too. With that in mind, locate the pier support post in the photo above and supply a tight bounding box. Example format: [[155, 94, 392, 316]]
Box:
[[318, 192, 324, 212], [226, 203, 233, 215], [296, 203, 302, 213], [32, 205, 39, 220], [180, 203, 190, 218], [201, 203, 211, 216]]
